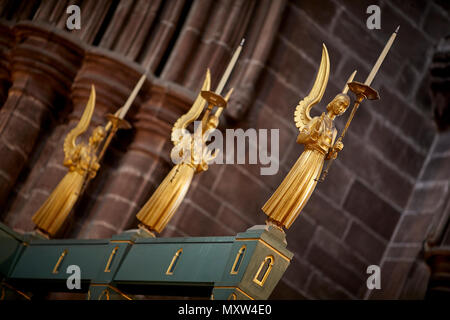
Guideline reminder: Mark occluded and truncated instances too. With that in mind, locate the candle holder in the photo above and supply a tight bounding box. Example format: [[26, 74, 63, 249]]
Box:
[[317, 81, 379, 182], [97, 114, 132, 163], [348, 81, 379, 101], [200, 90, 228, 131]]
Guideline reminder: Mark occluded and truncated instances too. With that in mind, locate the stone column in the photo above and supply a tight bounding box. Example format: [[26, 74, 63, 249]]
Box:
[[226, 0, 287, 120], [430, 35, 450, 131], [0, 20, 13, 107], [99, 0, 187, 71], [0, 22, 83, 210], [161, 0, 286, 119]]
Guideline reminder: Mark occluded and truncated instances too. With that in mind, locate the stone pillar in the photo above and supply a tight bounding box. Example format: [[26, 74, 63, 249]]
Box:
[[430, 35, 450, 131], [161, 0, 250, 89], [0, 20, 13, 107], [161, 0, 286, 119], [99, 0, 187, 71], [226, 0, 286, 120], [0, 22, 83, 209]]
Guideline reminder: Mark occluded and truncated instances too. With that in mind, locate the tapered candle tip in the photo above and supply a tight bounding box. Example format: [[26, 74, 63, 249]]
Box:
[[395, 26, 400, 33], [240, 38, 245, 46]]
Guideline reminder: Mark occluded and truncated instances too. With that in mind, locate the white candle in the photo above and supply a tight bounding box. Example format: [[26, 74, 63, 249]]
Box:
[[364, 26, 399, 86], [118, 74, 147, 119], [215, 38, 245, 95]]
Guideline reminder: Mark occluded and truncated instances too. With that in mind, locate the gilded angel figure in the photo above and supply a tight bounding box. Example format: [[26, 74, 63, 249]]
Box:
[[32, 86, 106, 237], [136, 69, 232, 235], [262, 45, 353, 229]]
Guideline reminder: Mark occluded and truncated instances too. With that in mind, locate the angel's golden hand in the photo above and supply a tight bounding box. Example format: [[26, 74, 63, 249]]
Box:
[[92, 161, 100, 172], [63, 158, 73, 167], [334, 140, 344, 151], [326, 138, 344, 160]]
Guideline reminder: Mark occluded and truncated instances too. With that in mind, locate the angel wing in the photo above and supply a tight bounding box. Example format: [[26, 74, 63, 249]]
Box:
[[171, 69, 211, 145], [63, 85, 96, 158], [294, 44, 330, 131]]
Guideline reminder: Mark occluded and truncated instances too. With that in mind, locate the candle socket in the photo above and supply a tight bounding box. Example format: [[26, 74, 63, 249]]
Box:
[[97, 114, 132, 163], [347, 81, 380, 101], [200, 91, 228, 108], [200, 90, 228, 132], [316, 82, 380, 183], [105, 113, 132, 130]]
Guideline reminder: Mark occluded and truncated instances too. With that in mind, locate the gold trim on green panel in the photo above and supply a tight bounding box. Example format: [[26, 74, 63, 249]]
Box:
[[2, 282, 31, 300], [110, 240, 134, 244], [228, 293, 237, 300], [98, 289, 110, 300], [52, 249, 68, 274], [90, 284, 132, 300], [166, 248, 183, 275], [253, 255, 274, 286], [214, 286, 254, 300], [236, 238, 290, 262], [104, 246, 119, 272], [230, 245, 246, 274]]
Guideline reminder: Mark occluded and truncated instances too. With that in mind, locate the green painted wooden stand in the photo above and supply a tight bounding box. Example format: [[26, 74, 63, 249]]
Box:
[[0, 223, 292, 300]]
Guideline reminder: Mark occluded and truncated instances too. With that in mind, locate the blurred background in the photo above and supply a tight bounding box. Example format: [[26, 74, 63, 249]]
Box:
[[0, 0, 449, 299]]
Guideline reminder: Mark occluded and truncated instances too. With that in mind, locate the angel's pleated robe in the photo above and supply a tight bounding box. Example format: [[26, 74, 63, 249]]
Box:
[[136, 161, 197, 233], [262, 114, 337, 229], [32, 146, 95, 236]]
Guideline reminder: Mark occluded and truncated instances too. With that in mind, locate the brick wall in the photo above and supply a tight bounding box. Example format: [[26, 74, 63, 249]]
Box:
[[0, 0, 449, 299]]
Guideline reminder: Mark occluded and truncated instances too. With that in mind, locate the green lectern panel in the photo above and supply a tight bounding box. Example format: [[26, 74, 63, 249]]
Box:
[[115, 242, 233, 283], [11, 243, 110, 280]]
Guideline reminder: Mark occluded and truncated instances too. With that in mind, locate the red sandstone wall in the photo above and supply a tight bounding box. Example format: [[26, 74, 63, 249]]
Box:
[[0, 0, 449, 299]]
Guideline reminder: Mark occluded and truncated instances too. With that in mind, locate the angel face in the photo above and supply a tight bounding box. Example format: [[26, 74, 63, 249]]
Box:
[[327, 93, 350, 117]]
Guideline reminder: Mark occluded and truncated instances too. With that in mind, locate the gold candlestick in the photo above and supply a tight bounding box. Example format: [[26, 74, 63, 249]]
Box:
[[98, 74, 146, 161], [316, 70, 357, 182], [317, 27, 399, 182]]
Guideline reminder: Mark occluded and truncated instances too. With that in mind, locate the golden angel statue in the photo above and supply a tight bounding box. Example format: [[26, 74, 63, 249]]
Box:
[[136, 69, 232, 235], [32, 86, 106, 237], [262, 44, 354, 230]]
